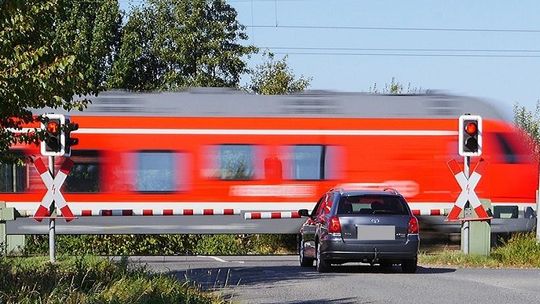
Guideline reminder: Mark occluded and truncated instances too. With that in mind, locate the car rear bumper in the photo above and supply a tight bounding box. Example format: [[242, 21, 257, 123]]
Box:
[[320, 235, 419, 262]]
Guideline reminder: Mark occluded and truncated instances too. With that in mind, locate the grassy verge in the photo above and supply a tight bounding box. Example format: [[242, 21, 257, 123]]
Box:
[[0, 256, 223, 304], [419, 233, 540, 268]]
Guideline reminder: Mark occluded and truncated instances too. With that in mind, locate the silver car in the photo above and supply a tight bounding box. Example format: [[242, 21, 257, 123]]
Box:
[[298, 188, 420, 273]]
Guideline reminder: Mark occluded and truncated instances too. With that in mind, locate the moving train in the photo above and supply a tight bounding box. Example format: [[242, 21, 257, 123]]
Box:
[[3, 88, 538, 233]]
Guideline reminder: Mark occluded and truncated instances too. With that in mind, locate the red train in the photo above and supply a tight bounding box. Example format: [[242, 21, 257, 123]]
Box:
[[3, 89, 538, 233]]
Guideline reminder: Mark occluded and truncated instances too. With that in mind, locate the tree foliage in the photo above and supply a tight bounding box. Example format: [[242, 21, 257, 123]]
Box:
[[513, 100, 540, 157], [0, 0, 121, 163], [247, 53, 311, 95], [108, 0, 256, 91], [369, 77, 423, 94]]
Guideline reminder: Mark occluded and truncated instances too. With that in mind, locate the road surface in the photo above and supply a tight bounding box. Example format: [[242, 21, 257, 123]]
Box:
[[130, 255, 540, 304]]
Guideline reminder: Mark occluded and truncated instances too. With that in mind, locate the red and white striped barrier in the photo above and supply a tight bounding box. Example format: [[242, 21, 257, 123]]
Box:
[[32, 157, 75, 222], [244, 211, 301, 220], [80, 208, 238, 216], [78, 209, 448, 217], [411, 209, 447, 216]]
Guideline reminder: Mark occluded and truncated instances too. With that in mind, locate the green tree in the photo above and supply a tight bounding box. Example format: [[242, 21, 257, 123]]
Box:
[[108, 0, 256, 91], [247, 52, 311, 95], [0, 0, 121, 163], [513, 100, 540, 156], [55, 0, 122, 90]]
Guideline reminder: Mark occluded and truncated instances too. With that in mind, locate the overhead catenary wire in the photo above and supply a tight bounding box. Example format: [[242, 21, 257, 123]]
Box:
[[247, 24, 540, 34], [269, 52, 540, 58], [259, 46, 540, 53]]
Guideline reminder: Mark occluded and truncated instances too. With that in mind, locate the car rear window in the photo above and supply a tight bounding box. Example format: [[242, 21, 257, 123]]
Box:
[[337, 195, 409, 215]]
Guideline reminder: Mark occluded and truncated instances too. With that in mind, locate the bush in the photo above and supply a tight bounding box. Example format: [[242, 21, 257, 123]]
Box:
[[0, 256, 221, 304], [24, 234, 298, 256]]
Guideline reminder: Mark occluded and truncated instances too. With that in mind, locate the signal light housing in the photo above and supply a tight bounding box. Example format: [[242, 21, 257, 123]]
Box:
[[40, 114, 65, 156], [458, 114, 482, 157], [64, 118, 79, 156]]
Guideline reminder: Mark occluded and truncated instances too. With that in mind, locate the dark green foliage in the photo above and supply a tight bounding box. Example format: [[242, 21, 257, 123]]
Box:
[[0, 256, 220, 303], [0, 0, 121, 163], [108, 0, 256, 90], [24, 234, 298, 256]]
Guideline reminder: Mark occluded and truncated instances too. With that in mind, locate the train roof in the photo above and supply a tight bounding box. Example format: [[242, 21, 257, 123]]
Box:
[[34, 88, 506, 120]]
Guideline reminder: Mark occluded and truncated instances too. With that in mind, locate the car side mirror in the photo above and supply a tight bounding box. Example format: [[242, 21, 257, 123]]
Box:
[[298, 209, 310, 217]]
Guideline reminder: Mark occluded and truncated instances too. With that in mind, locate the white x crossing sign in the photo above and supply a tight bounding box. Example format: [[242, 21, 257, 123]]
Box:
[[446, 159, 491, 221], [32, 157, 76, 222]]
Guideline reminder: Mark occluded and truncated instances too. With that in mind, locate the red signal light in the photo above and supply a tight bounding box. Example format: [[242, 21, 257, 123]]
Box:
[[465, 122, 477, 135], [46, 121, 60, 135]]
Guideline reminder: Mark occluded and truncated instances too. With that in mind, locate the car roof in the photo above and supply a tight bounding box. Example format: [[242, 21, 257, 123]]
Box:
[[331, 189, 403, 197]]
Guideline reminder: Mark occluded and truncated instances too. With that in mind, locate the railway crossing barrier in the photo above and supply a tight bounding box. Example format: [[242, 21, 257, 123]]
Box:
[[446, 114, 492, 256]]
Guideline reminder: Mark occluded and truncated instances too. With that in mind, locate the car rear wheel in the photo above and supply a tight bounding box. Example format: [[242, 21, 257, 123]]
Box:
[[299, 240, 314, 267], [316, 241, 330, 273], [401, 258, 418, 273]]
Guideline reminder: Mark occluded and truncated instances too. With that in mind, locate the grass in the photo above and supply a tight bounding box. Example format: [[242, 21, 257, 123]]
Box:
[[0, 256, 224, 304], [420, 233, 540, 268]]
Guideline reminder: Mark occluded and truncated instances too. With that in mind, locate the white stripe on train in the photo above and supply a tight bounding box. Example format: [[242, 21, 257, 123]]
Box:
[[5, 202, 535, 217], [74, 128, 457, 136]]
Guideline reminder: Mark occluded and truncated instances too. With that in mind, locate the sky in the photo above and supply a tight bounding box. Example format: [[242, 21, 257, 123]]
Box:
[[120, 0, 540, 117]]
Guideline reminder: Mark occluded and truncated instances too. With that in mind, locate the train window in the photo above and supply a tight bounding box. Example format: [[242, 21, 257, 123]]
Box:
[[494, 133, 520, 164], [288, 145, 326, 180], [0, 154, 27, 193], [64, 150, 101, 193], [136, 151, 176, 192], [218, 145, 255, 180]]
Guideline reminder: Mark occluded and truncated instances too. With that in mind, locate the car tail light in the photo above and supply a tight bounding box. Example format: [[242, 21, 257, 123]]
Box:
[[328, 216, 341, 233], [408, 216, 419, 234]]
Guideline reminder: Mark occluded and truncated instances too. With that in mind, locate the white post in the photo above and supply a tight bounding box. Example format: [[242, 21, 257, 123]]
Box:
[[462, 156, 470, 254], [536, 188, 540, 244], [48, 156, 56, 263]]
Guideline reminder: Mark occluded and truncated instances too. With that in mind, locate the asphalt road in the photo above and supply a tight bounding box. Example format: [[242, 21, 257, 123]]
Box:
[[130, 255, 540, 304]]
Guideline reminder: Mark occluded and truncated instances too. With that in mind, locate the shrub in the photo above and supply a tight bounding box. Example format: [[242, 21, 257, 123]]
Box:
[[24, 234, 298, 256], [0, 256, 221, 304]]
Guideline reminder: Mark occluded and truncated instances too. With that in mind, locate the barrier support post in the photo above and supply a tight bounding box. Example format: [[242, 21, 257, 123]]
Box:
[[536, 189, 540, 244], [0, 202, 24, 256], [48, 156, 56, 263]]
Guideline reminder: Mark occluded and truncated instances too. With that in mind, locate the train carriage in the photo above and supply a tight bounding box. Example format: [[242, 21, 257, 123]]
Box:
[[2, 88, 538, 233]]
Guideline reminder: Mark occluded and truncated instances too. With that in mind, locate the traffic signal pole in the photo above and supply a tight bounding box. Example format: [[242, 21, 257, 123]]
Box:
[[48, 156, 56, 263], [39, 113, 78, 262], [536, 173, 540, 244], [462, 155, 470, 254], [452, 114, 491, 255]]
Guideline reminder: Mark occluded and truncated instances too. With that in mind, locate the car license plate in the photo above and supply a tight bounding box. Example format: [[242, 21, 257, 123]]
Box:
[[356, 225, 395, 240]]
